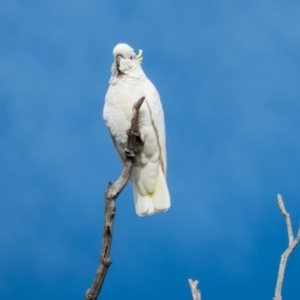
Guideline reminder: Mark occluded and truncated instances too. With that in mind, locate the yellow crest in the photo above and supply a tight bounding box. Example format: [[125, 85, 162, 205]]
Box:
[[136, 49, 143, 64]]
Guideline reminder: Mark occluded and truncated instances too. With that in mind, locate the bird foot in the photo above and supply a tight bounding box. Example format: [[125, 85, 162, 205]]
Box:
[[124, 148, 135, 158], [126, 129, 140, 137]]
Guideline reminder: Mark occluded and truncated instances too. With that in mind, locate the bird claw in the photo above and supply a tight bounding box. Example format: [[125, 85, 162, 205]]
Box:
[[126, 129, 140, 137], [124, 148, 135, 158]]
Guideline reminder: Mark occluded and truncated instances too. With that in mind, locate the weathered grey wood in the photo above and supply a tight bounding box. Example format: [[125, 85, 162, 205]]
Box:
[[188, 279, 201, 300], [85, 97, 145, 300], [273, 194, 300, 300]]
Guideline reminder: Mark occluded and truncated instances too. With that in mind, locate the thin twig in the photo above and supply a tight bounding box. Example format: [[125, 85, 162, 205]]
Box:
[[85, 97, 145, 300], [273, 194, 300, 300], [277, 194, 294, 245], [188, 279, 201, 300]]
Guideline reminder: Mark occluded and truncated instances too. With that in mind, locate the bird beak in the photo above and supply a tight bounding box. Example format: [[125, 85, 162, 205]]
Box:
[[116, 55, 122, 72]]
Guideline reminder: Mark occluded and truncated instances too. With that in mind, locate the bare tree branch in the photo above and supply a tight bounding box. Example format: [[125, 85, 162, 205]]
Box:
[[277, 194, 294, 245], [85, 97, 145, 300], [273, 194, 300, 300], [188, 279, 201, 300]]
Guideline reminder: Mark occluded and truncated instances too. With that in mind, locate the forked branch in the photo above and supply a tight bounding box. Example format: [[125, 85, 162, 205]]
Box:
[[85, 97, 145, 300], [273, 194, 300, 300], [188, 194, 300, 300], [188, 279, 201, 300]]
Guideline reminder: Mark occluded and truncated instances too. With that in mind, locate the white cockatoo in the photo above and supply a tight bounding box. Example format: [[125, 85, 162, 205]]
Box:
[[103, 43, 170, 216]]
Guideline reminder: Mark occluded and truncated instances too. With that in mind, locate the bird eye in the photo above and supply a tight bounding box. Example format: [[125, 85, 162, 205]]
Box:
[[130, 56, 133, 60]]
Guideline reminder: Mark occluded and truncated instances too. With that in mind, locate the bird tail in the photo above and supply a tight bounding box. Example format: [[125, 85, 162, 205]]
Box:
[[132, 165, 170, 216]]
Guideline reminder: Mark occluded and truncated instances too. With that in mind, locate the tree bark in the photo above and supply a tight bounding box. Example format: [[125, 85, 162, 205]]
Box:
[[188, 279, 201, 300], [273, 194, 300, 300], [85, 97, 145, 300]]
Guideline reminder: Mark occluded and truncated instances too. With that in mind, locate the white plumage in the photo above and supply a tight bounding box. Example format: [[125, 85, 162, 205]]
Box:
[[103, 43, 170, 216]]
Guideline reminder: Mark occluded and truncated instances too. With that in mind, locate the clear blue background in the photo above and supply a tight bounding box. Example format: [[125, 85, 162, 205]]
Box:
[[1, 0, 300, 299]]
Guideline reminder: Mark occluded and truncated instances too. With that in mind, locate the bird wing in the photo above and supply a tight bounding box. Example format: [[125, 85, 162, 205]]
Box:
[[143, 78, 167, 176]]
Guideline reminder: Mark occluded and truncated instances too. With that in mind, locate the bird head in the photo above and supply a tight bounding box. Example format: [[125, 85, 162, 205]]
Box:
[[111, 43, 143, 76]]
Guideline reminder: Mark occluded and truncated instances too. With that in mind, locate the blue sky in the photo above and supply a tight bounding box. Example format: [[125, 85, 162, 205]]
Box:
[[1, 0, 300, 299]]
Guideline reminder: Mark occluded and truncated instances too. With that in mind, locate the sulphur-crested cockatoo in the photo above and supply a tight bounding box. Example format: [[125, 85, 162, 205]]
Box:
[[103, 43, 170, 216]]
